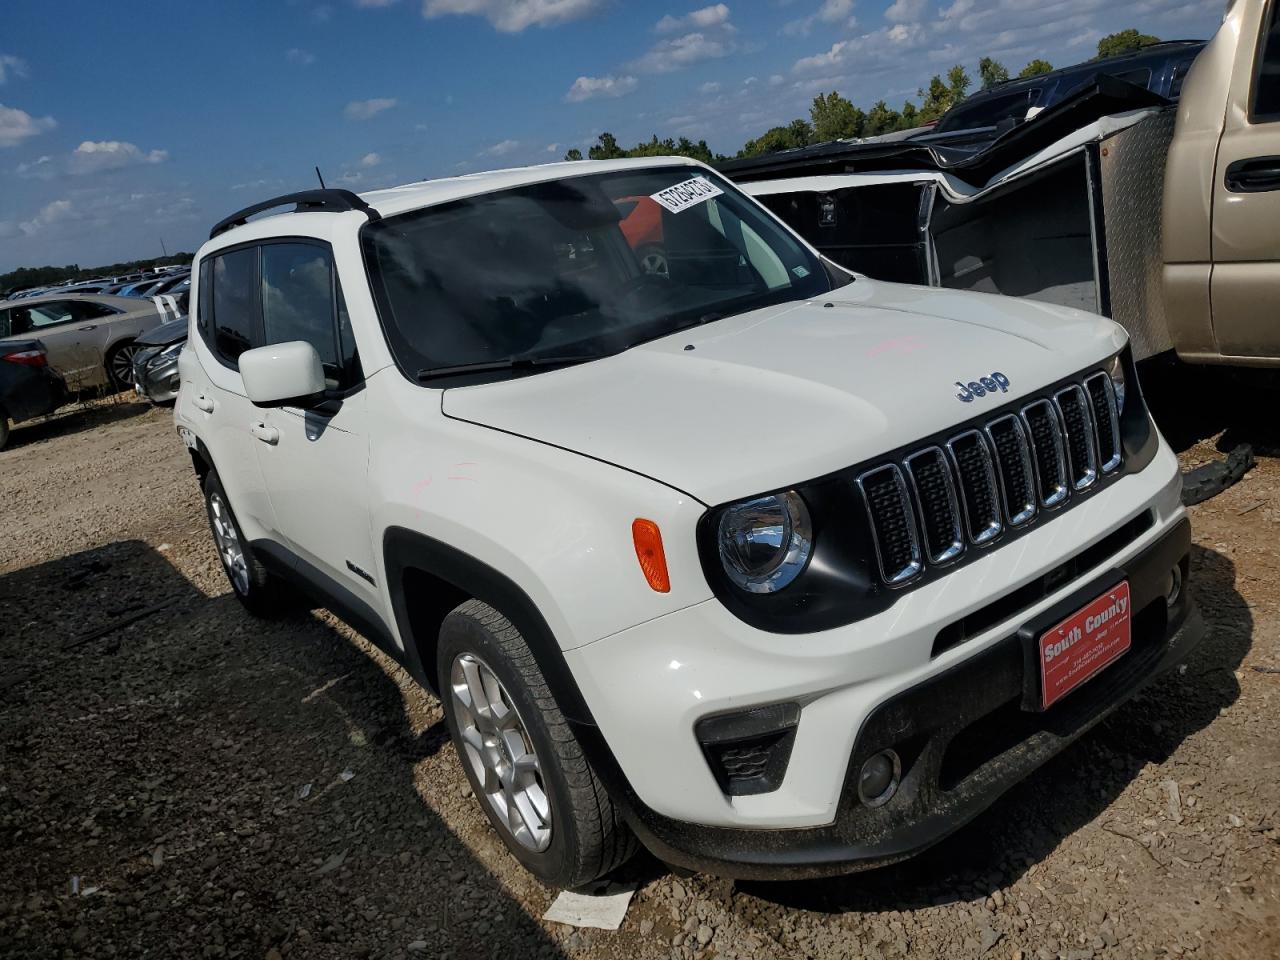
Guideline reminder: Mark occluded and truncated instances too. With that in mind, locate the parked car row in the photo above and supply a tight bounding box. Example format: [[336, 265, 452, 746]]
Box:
[[5, 266, 190, 303]]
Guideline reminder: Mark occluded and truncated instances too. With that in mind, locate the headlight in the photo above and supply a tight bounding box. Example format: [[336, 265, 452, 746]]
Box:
[[717, 491, 813, 594], [149, 341, 183, 366], [1105, 353, 1126, 412]]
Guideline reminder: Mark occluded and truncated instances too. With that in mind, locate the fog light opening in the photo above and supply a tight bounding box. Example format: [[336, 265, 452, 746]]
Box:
[[1165, 565, 1183, 609], [857, 749, 901, 808]]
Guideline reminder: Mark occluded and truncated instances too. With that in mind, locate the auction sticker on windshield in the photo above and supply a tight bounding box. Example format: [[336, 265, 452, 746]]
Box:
[[651, 176, 724, 214], [1038, 581, 1131, 709]]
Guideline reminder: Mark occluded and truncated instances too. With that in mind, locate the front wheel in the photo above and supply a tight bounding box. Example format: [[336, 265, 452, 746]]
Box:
[[438, 599, 636, 887]]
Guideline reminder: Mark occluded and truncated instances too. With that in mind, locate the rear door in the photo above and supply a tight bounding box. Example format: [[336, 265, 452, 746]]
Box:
[[1210, 0, 1280, 358], [184, 247, 278, 542]]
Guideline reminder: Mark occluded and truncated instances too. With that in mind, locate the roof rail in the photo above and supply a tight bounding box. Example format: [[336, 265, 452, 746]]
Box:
[[209, 189, 381, 239]]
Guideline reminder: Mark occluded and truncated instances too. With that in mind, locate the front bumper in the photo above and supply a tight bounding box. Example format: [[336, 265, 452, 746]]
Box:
[[132, 348, 180, 403], [565, 440, 1200, 877], [627, 518, 1199, 879]]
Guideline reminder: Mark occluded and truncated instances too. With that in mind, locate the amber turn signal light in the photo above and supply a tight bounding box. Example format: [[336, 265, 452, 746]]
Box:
[[632, 518, 671, 593]]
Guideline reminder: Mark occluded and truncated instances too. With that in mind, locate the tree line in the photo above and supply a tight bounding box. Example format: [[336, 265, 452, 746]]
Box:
[[565, 28, 1161, 164]]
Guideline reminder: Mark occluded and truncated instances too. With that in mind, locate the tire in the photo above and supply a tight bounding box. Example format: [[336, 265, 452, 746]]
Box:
[[105, 340, 141, 392], [438, 599, 637, 887], [202, 470, 293, 617]]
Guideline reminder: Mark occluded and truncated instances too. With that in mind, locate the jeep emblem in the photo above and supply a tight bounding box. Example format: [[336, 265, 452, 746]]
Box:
[[955, 372, 1010, 403]]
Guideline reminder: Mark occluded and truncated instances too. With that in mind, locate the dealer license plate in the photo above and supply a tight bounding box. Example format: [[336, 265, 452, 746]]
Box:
[[1038, 581, 1132, 709]]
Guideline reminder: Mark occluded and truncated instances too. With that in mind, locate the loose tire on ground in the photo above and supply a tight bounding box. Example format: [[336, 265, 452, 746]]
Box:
[[438, 598, 637, 888]]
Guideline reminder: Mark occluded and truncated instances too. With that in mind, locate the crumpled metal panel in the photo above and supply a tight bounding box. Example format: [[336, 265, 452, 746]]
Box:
[[1099, 109, 1177, 360]]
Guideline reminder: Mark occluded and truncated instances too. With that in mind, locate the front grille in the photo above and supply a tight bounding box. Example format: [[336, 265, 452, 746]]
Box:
[[857, 465, 922, 584], [856, 367, 1123, 588]]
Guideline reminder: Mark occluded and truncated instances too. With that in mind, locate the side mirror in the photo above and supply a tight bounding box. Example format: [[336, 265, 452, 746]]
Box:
[[239, 341, 326, 407]]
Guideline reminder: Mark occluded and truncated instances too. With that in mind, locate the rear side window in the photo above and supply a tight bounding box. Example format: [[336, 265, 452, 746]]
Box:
[[210, 248, 257, 364], [69, 301, 118, 321], [1254, 0, 1280, 120]]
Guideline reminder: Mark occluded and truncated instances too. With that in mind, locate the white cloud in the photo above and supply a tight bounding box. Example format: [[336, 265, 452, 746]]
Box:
[[360, 151, 382, 167], [20, 199, 75, 236], [344, 97, 397, 120], [286, 47, 316, 65], [565, 74, 638, 101], [545, 142, 560, 152], [655, 3, 731, 34], [312, 4, 335, 21], [356, 0, 399, 6], [884, 0, 926, 21], [0, 55, 28, 85], [68, 140, 169, 175], [422, 0, 603, 32], [784, 0, 857, 35], [0, 103, 56, 148], [699, 80, 721, 93], [15, 154, 53, 178], [480, 138, 521, 157], [631, 32, 732, 73], [231, 178, 281, 192]]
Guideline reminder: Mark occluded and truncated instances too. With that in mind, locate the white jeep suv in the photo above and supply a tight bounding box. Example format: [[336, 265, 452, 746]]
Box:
[[176, 158, 1201, 887]]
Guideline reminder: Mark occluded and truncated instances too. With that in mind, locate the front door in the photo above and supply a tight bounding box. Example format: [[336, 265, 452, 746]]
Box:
[[248, 241, 378, 608], [1210, 0, 1280, 359]]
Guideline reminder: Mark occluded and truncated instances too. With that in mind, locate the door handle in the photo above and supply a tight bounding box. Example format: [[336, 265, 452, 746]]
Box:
[[193, 394, 215, 412], [250, 422, 280, 445], [78, 325, 98, 331], [1224, 156, 1280, 193]]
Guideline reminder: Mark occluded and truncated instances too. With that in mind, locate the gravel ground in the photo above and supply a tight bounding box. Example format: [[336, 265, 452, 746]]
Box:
[[1, 368, 1277, 960]]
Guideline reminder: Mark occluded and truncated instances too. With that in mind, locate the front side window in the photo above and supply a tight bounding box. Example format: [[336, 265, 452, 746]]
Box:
[[362, 166, 831, 382], [260, 242, 358, 388], [1254, 0, 1280, 120], [210, 247, 257, 364]]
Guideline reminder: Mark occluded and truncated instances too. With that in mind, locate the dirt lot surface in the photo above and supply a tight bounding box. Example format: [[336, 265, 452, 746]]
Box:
[[1, 369, 1278, 960]]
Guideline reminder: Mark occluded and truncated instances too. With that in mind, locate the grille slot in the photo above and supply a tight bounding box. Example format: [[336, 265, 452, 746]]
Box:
[[856, 464, 922, 585], [985, 415, 1037, 525], [855, 366, 1127, 589], [1054, 385, 1098, 490], [904, 447, 964, 565], [1084, 372, 1122, 473], [1021, 400, 1069, 507], [946, 431, 1002, 545]]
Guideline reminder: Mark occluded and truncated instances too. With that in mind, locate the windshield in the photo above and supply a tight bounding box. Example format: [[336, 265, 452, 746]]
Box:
[[935, 85, 1045, 132], [361, 165, 833, 381]]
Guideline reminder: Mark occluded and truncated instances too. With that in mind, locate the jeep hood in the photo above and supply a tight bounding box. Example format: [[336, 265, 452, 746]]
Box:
[[441, 279, 1126, 505]]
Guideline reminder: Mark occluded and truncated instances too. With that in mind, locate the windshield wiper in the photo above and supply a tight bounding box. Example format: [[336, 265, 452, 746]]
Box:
[[415, 353, 604, 383]]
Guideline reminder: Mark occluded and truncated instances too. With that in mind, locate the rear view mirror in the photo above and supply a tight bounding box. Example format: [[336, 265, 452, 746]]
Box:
[[239, 341, 326, 407]]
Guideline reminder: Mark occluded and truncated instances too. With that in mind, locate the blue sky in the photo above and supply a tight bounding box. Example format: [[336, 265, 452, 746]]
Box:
[[1, 0, 1221, 273]]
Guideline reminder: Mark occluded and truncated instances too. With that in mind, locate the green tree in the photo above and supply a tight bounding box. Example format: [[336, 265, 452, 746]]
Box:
[[739, 122, 812, 157], [864, 100, 902, 137], [1018, 58, 1054, 78], [947, 64, 972, 103], [918, 75, 951, 123], [978, 57, 1009, 90], [810, 91, 865, 142], [563, 147, 583, 161], [899, 100, 919, 130], [586, 132, 627, 160], [1096, 28, 1160, 60]]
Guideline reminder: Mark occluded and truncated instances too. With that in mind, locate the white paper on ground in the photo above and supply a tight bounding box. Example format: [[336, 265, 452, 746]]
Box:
[[542, 882, 638, 930]]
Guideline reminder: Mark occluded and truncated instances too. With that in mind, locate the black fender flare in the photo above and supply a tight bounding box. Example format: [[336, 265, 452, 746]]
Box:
[[381, 526, 641, 808]]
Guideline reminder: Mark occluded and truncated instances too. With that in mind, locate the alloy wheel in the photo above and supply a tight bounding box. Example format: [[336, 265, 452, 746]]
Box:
[[208, 491, 250, 596], [109, 344, 142, 389], [449, 653, 552, 852]]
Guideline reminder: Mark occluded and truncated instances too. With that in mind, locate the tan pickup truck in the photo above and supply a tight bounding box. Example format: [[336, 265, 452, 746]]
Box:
[[1165, 0, 1280, 367]]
